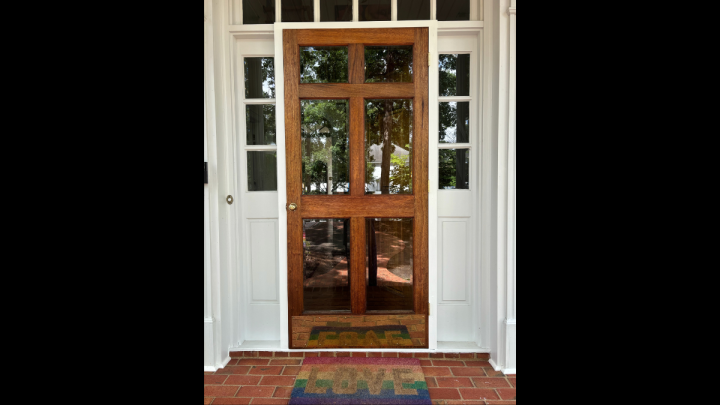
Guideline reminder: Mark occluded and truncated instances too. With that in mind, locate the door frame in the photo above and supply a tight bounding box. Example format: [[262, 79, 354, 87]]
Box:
[[273, 20, 439, 350]]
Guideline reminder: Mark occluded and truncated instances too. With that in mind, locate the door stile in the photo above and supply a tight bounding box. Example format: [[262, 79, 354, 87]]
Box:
[[348, 45, 366, 315], [349, 97, 365, 197], [350, 216, 366, 314], [412, 28, 429, 316], [283, 30, 303, 321]]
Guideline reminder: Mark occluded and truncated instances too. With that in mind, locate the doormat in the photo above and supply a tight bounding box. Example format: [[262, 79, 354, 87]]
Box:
[[289, 357, 431, 404], [307, 325, 414, 348], [292, 315, 426, 349]]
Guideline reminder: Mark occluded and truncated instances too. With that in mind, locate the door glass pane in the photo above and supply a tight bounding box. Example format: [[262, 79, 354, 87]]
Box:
[[301, 100, 350, 195], [320, 0, 352, 21], [437, 0, 470, 21], [439, 102, 469, 144], [246, 104, 276, 145], [243, 0, 276, 24], [439, 54, 470, 97], [304, 219, 351, 312], [244, 57, 275, 98], [247, 151, 277, 191], [439, 149, 469, 189], [300, 47, 349, 83], [397, 0, 430, 20], [281, 0, 313, 22], [365, 99, 413, 194], [359, 0, 390, 21], [365, 46, 413, 83], [366, 218, 413, 311]]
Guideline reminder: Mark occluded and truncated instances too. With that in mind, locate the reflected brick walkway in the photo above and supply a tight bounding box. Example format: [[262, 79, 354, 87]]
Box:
[[204, 351, 515, 404]]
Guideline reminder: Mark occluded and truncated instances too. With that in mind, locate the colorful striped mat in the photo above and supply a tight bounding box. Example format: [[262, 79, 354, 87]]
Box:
[[289, 357, 431, 404]]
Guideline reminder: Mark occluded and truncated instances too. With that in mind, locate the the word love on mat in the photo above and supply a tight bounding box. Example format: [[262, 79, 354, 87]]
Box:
[[289, 357, 432, 405]]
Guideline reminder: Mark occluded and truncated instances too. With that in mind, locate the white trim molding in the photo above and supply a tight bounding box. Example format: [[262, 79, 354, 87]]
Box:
[[205, 0, 225, 371], [494, 0, 516, 373]]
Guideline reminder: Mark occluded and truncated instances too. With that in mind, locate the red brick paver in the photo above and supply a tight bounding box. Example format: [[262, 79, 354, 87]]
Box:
[[204, 385, 239, 397], [211, 399, 252, 404], [428, 388, 463, 399], [459, 388, 501, 400], [225, 375, 262, 385], [248, 366, 284, 375], [272, 387, 293, 398], [496, 388, 516, 400], [205, 375, 229, 384], [205, 352, 515, 404], [235, 386, 275, 398], [472, 377, 512, 388], [436, 377, 474, 387], [259, 376, 296, 386]]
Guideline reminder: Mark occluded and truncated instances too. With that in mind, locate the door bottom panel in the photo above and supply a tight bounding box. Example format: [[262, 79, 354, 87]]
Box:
[[291, 314, 427, 349]]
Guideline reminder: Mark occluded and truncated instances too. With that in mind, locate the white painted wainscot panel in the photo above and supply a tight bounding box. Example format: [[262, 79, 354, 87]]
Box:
[[437, 219, 472, 341]]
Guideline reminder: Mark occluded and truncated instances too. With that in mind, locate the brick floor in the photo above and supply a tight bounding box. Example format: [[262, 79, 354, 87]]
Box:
[[206, 352, 514, 404]]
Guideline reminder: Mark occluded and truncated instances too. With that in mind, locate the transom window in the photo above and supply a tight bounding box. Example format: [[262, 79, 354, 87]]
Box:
[[232, 0, 473, 24]]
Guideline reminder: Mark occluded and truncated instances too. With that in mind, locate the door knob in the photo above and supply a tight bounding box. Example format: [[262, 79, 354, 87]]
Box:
[[288, 203, 297, 211]]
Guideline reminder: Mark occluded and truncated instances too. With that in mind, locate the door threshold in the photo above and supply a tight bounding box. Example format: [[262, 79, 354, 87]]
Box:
[[230, 340, 489, 352]]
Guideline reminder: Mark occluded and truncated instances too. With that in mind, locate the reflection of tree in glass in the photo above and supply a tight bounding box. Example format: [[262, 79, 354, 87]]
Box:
[[245, 104, 276, 145], [438, 54, 457, 96], [365, 99, 412, 194], [301, 100, 349, 194], [244, 57, 275, 98], [262, 58, 275, 97], [439, 102, 457, 143], [439, 54, 469, 96], [300, 47, 348, 83], [439, 149, 457, 189], [365, 46, 413, 83], [439, 149, 469, 189]]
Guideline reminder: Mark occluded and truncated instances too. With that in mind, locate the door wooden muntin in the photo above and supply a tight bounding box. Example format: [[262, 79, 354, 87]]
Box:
[[284, 28, 428, 348]]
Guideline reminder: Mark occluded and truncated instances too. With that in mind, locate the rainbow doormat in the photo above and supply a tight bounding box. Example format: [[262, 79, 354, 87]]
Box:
[[307, 325, 414, 348], [289, 357, 431, 404]]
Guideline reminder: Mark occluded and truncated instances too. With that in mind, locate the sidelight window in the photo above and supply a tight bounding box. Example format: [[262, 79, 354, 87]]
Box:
[[244, 57, 278, 191], [438, 54, 471, 189]]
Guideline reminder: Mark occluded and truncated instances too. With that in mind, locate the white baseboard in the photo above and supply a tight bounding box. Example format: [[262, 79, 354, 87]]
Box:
[[229, 340, 489, 353], [204, 355, 231, 372], [488, 358, 500, 371], [502, 368, 516, 374], [231, 340, 281, 350]]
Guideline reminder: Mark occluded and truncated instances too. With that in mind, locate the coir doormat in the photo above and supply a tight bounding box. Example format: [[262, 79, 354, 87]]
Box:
[[307, 325, 414, 348], [289, 357, 431, 404]]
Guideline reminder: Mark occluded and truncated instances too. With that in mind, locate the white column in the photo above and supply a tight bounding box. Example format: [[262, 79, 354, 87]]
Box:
[[204, 0, 224, 371], [495, 0, 516, 374]]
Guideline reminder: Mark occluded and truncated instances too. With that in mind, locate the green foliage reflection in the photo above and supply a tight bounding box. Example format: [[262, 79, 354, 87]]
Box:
[[301, 100, 349, 194], [244, 57, 275, 98], [365, 99, 413, 194], [300, 47, 348, 83], [365, 46, 413, 83]]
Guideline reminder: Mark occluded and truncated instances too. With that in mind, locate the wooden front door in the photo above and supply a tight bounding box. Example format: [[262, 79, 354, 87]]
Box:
[[284, 28, 428, 349]]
